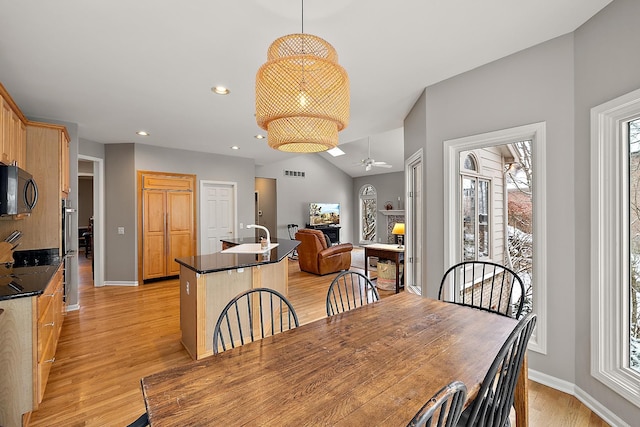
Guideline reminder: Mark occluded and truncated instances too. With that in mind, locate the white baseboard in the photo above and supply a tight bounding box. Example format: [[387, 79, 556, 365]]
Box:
[[65, 304, 80, 312], [528, 369, 575, 394], [528, 368, 630, 427], [103, 281, 139, 287]]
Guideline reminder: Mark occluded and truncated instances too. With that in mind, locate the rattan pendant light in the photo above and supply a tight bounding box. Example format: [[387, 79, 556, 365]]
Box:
[[255, 1, 349, 153]]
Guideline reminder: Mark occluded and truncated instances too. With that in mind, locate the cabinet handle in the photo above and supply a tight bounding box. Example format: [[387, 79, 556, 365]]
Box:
[[44, 322, 55, 327], [44, 357, 55, 364]]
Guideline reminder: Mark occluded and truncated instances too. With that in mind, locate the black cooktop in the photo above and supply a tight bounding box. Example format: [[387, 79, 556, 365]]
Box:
[[0, 260, 61, 301]]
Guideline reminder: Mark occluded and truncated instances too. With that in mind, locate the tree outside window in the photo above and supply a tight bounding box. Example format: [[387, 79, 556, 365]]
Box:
[[628, 118, 640, 371]]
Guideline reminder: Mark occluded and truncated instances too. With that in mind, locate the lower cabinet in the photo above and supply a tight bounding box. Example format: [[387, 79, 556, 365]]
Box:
[[0, 264, 64, 426], [36, 265, 64, 404]]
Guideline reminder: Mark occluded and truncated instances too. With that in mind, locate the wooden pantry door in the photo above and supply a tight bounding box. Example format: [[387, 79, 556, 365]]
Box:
[[138, 171, 196, 283]]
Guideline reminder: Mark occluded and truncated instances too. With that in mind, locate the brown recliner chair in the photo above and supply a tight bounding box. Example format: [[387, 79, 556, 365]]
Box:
[[295, 229, 353, 275]]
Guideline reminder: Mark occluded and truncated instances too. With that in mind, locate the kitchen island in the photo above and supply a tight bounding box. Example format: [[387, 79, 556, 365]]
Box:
[[175, 238, 299, 360]]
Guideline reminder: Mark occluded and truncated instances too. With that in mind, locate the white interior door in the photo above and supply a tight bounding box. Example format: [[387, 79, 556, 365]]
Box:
[[200, 181, 236, 255]]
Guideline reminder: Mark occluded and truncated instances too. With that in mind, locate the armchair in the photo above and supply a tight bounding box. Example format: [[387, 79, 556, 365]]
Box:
[[295, 229, 353, 275]]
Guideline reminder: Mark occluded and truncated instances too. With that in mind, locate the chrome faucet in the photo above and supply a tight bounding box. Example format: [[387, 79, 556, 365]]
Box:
[[247, 224, 270, 246]]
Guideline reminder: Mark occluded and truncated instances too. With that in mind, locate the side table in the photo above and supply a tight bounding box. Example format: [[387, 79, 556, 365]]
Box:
[[364, 243, 405, 293]]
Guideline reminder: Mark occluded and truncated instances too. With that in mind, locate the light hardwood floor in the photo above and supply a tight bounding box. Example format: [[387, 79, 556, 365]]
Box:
[[27, 253, 609, 426]]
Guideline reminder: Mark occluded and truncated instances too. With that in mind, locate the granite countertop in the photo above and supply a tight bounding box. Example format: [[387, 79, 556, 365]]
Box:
[[0, 262, 62, 301], [175, 238, 299, 275]]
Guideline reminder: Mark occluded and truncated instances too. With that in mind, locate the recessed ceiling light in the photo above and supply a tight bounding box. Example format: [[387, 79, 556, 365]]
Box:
[[136, 131, 150, 136], [255, 134, 265, 139], [212, 86, 230, 95], [327, 147, 345, 157], [230, 146, 239, 150]]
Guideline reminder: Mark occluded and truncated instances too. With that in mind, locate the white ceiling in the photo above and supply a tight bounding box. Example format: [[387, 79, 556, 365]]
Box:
[[0, 0, 611, 177]]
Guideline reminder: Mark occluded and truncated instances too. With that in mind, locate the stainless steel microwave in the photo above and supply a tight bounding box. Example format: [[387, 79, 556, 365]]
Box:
[[0, 165, 38, 216]]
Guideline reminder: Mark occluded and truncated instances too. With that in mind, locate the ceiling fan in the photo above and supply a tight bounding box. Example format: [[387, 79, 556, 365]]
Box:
[[358, 139, 392, 171]]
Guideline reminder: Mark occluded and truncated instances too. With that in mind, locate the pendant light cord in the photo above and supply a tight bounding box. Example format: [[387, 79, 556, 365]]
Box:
[[301, 0, 304, 33]]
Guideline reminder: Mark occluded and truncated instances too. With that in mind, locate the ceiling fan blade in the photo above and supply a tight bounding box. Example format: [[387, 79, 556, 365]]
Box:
[[374, 164, 393, 168], [372, 161, 388, 165]]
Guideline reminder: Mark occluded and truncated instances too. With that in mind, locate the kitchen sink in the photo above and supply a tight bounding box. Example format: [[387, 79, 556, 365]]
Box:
[[220, 243, 279, 254]]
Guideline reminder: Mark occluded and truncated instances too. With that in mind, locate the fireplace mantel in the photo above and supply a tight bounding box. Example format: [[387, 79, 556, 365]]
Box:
[[380, 210, 404, 216]]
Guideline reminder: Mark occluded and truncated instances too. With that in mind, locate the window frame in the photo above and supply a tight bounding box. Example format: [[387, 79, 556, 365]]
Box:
[[359, 184, 377, 244], [590, 87, 640, 406], [444, 122, 547, 354], [460, 172, 492, 261]]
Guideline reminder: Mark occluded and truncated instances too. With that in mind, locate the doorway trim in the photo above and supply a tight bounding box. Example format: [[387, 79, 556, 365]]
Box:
[[405, 149, 423, 295], [443, 122, 547, 354], [78, 154, 104, 289], [199, 180, 238, 255]]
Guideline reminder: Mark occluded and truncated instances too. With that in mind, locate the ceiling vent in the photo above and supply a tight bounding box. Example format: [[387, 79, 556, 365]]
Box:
[[283, 169, 306, 178]]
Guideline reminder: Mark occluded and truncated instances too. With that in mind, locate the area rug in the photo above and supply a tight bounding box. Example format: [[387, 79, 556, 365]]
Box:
[[350, 246, 376, 271]]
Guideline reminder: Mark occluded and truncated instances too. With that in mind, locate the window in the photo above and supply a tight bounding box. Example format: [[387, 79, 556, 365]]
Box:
[[359, 185, 377, 243], [463, 153, 477, 171], [461, 175, 491, 260], [444, 122, 547, 354], [630, 118, 640, 373], [591, 87, 640, 406]]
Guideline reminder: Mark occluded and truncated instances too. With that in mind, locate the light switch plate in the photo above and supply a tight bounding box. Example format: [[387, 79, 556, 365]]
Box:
[[117, 227, 125, 235]]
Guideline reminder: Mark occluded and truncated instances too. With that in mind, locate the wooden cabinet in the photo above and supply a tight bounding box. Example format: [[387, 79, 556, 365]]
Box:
[[1, 122, 70, 252], [0, 83, 27, 168], [139, 171, 196, 281], [36, 265, 64, 404], [59, 130, 70, 196], [0, 264, 65, 426]]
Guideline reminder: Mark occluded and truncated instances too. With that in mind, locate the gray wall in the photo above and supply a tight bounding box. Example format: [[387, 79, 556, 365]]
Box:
[[352, 172, 405, 244], [134, 142, 256, 248], [79, 138, 105, 159], [403, 0, 640, 423], [101, 143, 257, 283], [573, 0, 640, 419], [105, 144, 136, 282], [256, 154, 354, 243], [415, 32, 575, 380]]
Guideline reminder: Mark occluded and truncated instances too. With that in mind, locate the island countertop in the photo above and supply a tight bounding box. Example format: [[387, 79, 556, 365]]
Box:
[[0, 262, 62, 301], [175, 238, 299, 275]]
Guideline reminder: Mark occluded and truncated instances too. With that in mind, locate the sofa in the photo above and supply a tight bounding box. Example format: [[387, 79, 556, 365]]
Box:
[[295, 228, 353, 275]]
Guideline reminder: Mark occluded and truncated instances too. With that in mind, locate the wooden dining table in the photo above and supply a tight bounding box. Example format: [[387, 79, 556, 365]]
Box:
[[141, 292, 528, 426]]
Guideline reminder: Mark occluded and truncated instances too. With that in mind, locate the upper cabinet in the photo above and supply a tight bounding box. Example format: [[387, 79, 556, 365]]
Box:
[[23, 122, 70, 250], [59, 129, 70, 197], [0, 83, 27, 168]]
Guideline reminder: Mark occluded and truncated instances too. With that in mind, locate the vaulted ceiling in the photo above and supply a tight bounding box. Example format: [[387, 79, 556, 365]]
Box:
[[0, 0, 612, 177]]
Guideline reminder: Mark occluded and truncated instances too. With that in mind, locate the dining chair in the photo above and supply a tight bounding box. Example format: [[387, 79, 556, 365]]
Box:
[[407, 380, 467, 427], [458, 313, 537, 427], [326, 270, 380, 316], [438, 261, 526, 318], [213, 287, 299, 354], [126, 412, 149, 427]]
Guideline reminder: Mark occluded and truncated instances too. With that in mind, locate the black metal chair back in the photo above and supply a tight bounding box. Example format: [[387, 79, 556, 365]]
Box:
[[287, 223, 299, 259], [460, 313, 537, 427], [438, 261, 525, 318], [326, 270, 380, 316], [213, 288, 299, 354], [407, 381, 467, 427]]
